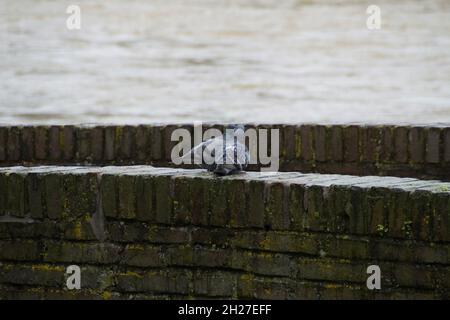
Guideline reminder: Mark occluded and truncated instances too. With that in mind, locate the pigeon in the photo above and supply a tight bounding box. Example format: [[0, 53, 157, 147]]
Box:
[[183, 124, 250, 176]]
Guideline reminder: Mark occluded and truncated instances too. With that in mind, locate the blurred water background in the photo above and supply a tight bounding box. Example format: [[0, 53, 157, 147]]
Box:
[[0, 0, 449, 125]]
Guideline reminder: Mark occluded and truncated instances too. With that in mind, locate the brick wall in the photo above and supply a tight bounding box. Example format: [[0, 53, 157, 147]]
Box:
[[0, 166, 449, 299], [0, 124, 449, 180]]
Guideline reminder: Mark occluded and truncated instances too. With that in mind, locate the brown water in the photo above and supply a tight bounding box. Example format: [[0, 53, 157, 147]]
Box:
[[1, 0, 450, 125]]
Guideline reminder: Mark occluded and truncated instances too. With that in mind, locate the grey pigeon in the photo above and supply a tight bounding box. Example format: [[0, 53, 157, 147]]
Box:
[[184, 124, 250, 176]]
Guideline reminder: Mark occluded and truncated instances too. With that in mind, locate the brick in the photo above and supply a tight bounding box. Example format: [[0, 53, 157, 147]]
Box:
[[151, 126, 163, 161], [426, 128, 441, 163], [380, 126, 394, 162], [394, 126, 409, 163], [283, 125, 296, 161], [43, 241, 121, 264], [209, 178, 229, 226], [0, 240, 41, 261], [0, 127, 6, 161], [445, 128, 450, 162], [246, 180, 265, 228], [135, 175, 154, 221], [20, 126, 34, 161], [75, 126, 92, 162], [343, 125, 359, 162], [118, 125, 135, 160], [48, 126, 62, 161], [44, 173, 63, 219], [314, 125, 327, 162], [91, 126, 104, 162], [35, 126, 49, 160], [117, 174, 136, 220], [26, 172, 45, 218], [265, 182, 289, 230], [409, 127, 425, 163], [191, 177, 209, 225], [121, 244, 165, 267], [63, 172, 98, 218], [7, 126, 21, 161], [6, 172, 27, 217], [194, 271, 235, 297], [171, 176, 191, 224], [104, 126, 116, 161], [136, 125, 150, 161], [361, 126, 381, 162], [330, 126, 343, 161], [62, 125, 75, 160], [300, 125, 313, 161], [154, 175, 172, 224], [100, 174, 117, 218]]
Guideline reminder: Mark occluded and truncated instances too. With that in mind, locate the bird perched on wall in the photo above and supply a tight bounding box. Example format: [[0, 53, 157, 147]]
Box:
[[184, 124, 250, 176]]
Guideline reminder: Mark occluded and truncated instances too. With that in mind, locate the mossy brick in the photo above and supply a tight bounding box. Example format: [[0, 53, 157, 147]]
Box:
[[116, 270, 189, 294], [343, 125, 359, 162], [408, 190, 433, 241], [0, 173, 7, 215], [75, 126, 92, 161], [43, 173, 63, 219], [314, 125, 327, 162], [171, 176, 192, 224], [43, 241, 121, 264], [426, 128, 441, 163], [191, 177, 209, 226], [193, 247, 232, 268], [6, 172, 27, 217], [282, 125, 296, 161], [380, 126, 394, 162], [233, 251, 293, 277], [409, 127, 425, 163], [265, 182, 290, 230], [136, 125, 151, 161], [121, 244, 166, 267], [119, 125, 136, 160], [117, 174, 136, 220], [47, 126, 62, 161], [300, 125, 314, 161], [0, 263, 65, 287], [147, 225, 190, 244], [151, 126, 163, 161], [322, 235, 369, 260], [0, 240, 42, 261], [34, 126, 49, 160], [237, 275, 291, 299], [0, 220, 60, 240], [394, 126, 409, 163], [361, 126, 382, 163], [366, 188, 388, 237], [430, 193, 450, 242], [26, 172, 45, 218], [166, 245, 194, 266], [63, 218, 97, 240], [296, 257, 366, 283], [62, 125, 75, 160], [0, 127, 6, 161], [7, 126, 21, 161], [77, 266, 115, 291], [91, 126, 104, 162], [191, 227, 234, 247], [246, 180, 265, 228], [329, 125, 343, 162], [303, 185, 329, 232], [208, 178, 229, 226], [154, 175, 172, 224], [20, 126, 34, 161], [104, 126, 116, 161], [135, 175, 154, 221], [63, 172, 98, 218], [287, 183, 305, 231], [229, 179, 246, 228], [193, 271, 235, 297], [445, 128, 450, 162], [100, 174, 117, 218]]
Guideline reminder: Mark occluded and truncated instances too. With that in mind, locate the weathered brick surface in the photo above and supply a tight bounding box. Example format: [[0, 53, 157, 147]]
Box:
[[1, 124, 449, 180], [0, 166, 449, 300]]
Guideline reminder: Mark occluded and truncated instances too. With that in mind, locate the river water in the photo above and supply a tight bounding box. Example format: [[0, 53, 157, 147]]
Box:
[[1, 0, 449, 125]]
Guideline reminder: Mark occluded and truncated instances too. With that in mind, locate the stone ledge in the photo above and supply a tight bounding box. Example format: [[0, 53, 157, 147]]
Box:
[[0, 166, 449, 242], [1, 124, 449, 180]]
